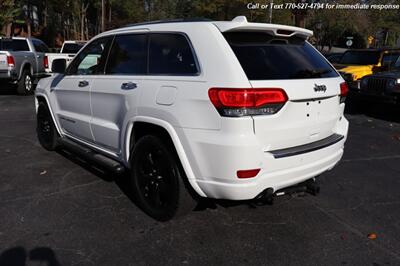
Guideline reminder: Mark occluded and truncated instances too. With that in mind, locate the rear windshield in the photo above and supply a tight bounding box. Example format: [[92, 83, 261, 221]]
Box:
[[62, 43, 85, 54], [223, 32, 338, 80], [339, 50, 381, 65], [0, 39, 30, 51]]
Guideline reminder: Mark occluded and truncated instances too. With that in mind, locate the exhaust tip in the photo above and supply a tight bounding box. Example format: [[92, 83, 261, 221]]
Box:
[[254, 187, 274, 205]]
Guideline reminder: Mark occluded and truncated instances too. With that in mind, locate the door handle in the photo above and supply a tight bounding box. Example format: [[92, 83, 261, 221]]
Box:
[[78, 80, 89, 87], [121, 82, 137, 90]]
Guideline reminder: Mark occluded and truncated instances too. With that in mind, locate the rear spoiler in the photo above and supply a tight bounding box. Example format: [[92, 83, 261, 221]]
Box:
[[213, 16, 313, 40]]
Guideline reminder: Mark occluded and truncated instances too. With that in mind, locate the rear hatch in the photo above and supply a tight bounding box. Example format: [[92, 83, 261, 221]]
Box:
[[221, 28, 344, 151]]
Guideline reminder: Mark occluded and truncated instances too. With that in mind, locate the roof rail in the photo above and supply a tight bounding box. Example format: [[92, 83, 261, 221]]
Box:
[[122, 18, 212, 28]]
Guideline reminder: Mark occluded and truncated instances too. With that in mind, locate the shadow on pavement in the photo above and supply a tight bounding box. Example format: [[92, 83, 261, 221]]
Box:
[[0, 246, 60, 266], [56, 148, 116, 182], [0, 83, 18, 95], [345, 98, 400, 123], [56, 148, 144, 211], [55, 147, 273, 218]]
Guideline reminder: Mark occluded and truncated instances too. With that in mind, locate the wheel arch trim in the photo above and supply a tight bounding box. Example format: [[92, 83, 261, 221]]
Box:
[[124, 116, 206, 197], [35, 93, 62, 136], [19, 62, 33, 80]]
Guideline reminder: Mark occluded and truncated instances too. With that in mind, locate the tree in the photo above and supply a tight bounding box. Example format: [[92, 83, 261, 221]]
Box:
[[0, 0, 20, 36]]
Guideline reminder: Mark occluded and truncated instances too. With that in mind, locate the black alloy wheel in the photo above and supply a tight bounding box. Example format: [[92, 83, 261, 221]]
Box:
[[130, 135, 197, 221]]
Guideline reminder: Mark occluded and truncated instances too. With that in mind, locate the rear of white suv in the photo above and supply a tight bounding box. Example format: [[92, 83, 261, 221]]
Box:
[[35, 17, 348, 221], [186, 27, 349, 200]]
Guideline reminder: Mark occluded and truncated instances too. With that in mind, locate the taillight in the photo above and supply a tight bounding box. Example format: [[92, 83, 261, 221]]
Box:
[[7, 56, 15, 67], [208, 88, 288, 117], [340, 82, 348, 104], [44, 55, 49, 69]]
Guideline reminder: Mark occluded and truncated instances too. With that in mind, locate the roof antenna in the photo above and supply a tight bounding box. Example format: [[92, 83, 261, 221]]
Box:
[[232, 16, 247, 23]]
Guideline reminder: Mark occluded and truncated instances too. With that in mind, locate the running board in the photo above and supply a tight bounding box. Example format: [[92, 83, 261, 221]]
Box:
[[59, 138, 125, 174]]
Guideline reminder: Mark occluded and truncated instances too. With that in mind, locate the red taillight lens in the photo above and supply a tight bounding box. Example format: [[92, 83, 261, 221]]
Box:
[[340, 82, 348, 97], [237, 168, 261, 179], [208, 88, 288, 117], [44, 55, 49, 69], [340, 82, 348, 103], [7, 56, 15, 67]]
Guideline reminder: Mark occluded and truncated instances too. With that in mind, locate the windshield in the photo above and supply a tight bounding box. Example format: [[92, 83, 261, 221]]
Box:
[[339, 50, 381, 65], [223, 32, 338, 80], [62, 43, 85, 54]]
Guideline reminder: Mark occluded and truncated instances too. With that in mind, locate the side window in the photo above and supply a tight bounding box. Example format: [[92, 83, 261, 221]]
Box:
[[12, 40, 30, 51], [32, 39, 49, 53], [395, 56, 400, 67], [382, 53, 400, 66], [105, 34, 147, 75], [67, 37, 112, 76], [149, 33, 198, 75]]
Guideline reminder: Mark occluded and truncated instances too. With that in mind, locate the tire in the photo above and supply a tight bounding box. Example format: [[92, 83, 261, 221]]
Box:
[[17, 69, 34, 95], [130, 135, 197, 221], [37, 102, 59, 151]]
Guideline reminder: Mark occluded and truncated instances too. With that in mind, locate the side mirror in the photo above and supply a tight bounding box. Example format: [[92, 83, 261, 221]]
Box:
[[52, 59, 66, 74]]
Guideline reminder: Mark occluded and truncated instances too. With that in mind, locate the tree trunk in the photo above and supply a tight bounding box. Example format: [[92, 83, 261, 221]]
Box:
[[81, 3, 84, 40], [43, 0, 48, 27], [6, 23, 12, 37], [81, 3, 89, 40], [108, 2, 112, 24], [73, 19, 77, 40], [27, 21, 31, 37], [101, 0, 105, 32], [293, 11, 306, 27], [85, 17, 89, 40]]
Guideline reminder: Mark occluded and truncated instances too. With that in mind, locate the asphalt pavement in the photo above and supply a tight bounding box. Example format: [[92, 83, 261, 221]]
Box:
[[0, 89, 400, 265]]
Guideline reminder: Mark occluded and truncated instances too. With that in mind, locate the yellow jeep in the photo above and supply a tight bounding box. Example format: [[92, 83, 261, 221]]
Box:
[[333, 49, 400, 90]]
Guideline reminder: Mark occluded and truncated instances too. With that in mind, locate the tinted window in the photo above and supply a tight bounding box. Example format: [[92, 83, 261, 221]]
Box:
[[0, 39, 13, 50], [67, 37, 112, 75], [382, 53, 400, 66], [339, 51, 381, 65], [149, 33, 198, 75], [32, 39, 49, 53], [62, 43, 85, 54], [0, 39, 30, 51], [395, 57, 400, 68], [224, 32, 337, 80], [326, 53, 343, 64], [106, 34, 147, 75]]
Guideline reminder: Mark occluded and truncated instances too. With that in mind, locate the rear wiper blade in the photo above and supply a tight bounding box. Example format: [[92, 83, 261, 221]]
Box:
[[308, 69, 332, 76], [291, 69, 332, 78]]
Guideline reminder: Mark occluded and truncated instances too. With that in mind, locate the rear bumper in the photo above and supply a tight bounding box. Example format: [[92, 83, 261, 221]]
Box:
[[0, 69, 18, 81], [196, 140, 344, 200], [180, 117, 349, 200]]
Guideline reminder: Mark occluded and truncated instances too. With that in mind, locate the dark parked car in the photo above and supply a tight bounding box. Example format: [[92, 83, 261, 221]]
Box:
[[359, 58, 400, 105]]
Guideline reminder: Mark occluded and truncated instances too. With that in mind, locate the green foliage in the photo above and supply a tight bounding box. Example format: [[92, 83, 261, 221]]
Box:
[[1, 0, 400, 48], [0, 0, 20, 27]]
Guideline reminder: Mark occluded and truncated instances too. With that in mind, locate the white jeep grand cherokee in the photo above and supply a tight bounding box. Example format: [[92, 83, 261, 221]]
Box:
[[35, 16, 349, 221]]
